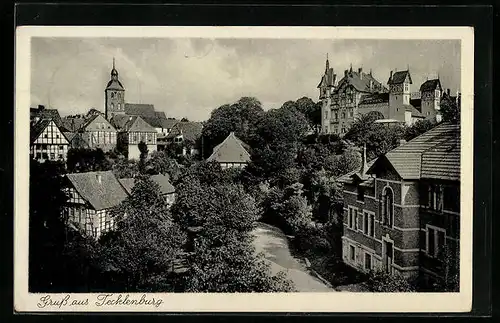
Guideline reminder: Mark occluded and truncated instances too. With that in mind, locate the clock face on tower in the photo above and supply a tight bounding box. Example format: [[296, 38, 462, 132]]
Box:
[[391, 84, 403, 93]]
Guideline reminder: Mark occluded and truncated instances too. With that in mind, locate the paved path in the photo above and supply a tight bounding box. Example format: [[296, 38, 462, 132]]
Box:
[[251, 222, 335, 292]]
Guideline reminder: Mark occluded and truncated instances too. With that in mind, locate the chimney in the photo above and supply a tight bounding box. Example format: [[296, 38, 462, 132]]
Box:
[[390, 70, 393, 80], [359, 143, 367, 176], [369, 80, 373, 91], [344, 70, 348, 77], [447, 88, 451, 96], [358, 67, 362, 74], [359, 68, 363, 80], [96, 174, 102, 184]]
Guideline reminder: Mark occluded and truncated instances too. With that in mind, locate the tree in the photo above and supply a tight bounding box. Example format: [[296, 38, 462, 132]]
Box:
[[138, 141, 149, 173], [440, 95, 460, 124], [29, 160, 69, 292], [404, 119, 436, 141], [100, 175, 187, 292], [145, 150, 182, 182], [202, 97, 265, 158], [365, 270, 416, 292], [171, 168, 295, 292], [66, 148, 112, 173], [181, 117, 190, 122], [112, 156, 139, 179]]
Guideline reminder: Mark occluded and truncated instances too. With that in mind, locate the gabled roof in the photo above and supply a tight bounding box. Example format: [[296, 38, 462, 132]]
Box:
[[166, 121, 203, 142], [337, 159, 377, 186], [80, 114, 117, 132], [66, 171, 129, 211], [119, 174, 175, 196], [62, 116, 87, 132], [124, 115, 157, 133], [366, 123, 460, 180], [124, 103, 170, 129], [151, 174, 175, 194], [159, 118, 179, 129], [387, 70, 412, 85], [207, 132, 251, 164], [30, 106, 67, 131], [420, 79, 442, 92], [336, 70, 387, 94], [30, 119, 70, 144]]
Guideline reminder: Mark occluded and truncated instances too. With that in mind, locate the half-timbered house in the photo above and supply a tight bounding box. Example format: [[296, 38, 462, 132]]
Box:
[[30, 119, 70, 162]]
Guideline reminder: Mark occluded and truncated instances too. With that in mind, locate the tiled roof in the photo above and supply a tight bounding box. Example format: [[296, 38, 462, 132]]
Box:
[[62, 116, 87, 132], [124, 116, 157, 133], [166, 121, 203, 142], [119, 174, 175, 196], [159, 118, 179, 129], [421, 135, 460, 181], [207, 132, 251, 164], [367, 123, 460, 180], [106, 79, 125, 91], [151, 174, 175, 195], [420, 79, 442, 92], [30, 107, 67, 131], [80, 114, 117, 132], [30, 119, 51, 143], [63, 132, 76, 142], [336, 70, 387, 93], [387, 70, 412, 85], [125, 103, 156, 117], [66, 171, 129, 211]]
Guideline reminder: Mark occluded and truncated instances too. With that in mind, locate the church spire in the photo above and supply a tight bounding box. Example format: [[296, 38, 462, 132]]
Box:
[[325, 53, 330, 73], [111, 57, 118, 80]]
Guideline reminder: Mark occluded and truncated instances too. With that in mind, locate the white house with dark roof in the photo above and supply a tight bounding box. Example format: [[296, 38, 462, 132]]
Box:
[[30, 118, 70, 162], [207, 132, 251, 169], [63, 171, 129, 239], [337, 122, 460, 289]]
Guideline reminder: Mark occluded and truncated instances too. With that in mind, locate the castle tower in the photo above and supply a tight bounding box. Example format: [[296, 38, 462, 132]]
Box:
[[317, 54, 336, 133], [419, 76, 443, 122], [105, 58, 125, 120], [387, 69, 412, 120]]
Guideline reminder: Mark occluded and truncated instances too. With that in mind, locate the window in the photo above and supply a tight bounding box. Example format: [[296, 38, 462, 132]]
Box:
[[427, 226, 446, 258], [324, 111, 328, 119], [444, 185, 460, 212], [44, 134, 48, 138], [342, 112, 346, 119], [348, 206, 357, 229], [36, 152, 42, 159], [349, 245, 355, 261], [342, 127, 346, 134], [42, 153, 48, 159], [59, 145, 64, 150], [42, 144, 47, 149], [58, 154, 63, 160], [334, 112, 338, 120], [349, 110, 354, 117], [111, 92, 115, 98], [428, 184, 444, 212], [364, 253, 372, 271], [354, 208, 359, 231], [382, 187, 394, 226], [357, 187, 365, 202], [363, 211, 376, 237], [50, 153, 55, 160]]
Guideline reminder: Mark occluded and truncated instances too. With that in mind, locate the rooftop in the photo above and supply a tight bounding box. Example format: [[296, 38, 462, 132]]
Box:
[[207, 132, 251, 164]]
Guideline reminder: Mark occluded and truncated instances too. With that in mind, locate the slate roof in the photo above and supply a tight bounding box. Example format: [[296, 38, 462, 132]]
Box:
[[166, 121, 203, 142], [106, 79, 125, 91], [420, 79, 442, 92], [124, 116, 157, 133], [387, 70, 412, 85], [366, 123, 460, 180], [119, 174, 175, 196], [66, 171, 129, 211], [336, 70, 387, 93], [317, 68, 336, 88], [207, 132, 251, 164]]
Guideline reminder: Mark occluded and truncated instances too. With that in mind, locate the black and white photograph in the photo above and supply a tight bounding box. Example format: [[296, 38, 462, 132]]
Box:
[[14, 26, 474, 312]]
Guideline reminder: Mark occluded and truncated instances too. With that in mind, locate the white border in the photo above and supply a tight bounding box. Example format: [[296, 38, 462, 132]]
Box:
[[15, 26, 474, 313]]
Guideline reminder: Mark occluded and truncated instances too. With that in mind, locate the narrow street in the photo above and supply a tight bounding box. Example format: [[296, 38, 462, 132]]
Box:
[[251, 222, 335, 292]]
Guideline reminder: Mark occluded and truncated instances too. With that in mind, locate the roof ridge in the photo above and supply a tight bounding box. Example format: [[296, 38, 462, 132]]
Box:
[[208, 132, 233, 161]]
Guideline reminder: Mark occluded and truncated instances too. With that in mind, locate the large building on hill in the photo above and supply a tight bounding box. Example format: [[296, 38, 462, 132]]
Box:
[[337, 122, 460, 289], [318, 57, 454, 135]]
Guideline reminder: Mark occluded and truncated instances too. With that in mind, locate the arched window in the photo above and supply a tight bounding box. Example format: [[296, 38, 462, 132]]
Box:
[[382, 187, 394, 226], [111, 103, 114, 109]]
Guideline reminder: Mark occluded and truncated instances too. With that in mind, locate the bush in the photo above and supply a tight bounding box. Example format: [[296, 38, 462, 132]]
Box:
[[365, 269, 416, 292]]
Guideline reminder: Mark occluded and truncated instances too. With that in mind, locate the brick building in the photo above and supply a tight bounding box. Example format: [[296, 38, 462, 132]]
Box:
[[338, 122, 460, 288]]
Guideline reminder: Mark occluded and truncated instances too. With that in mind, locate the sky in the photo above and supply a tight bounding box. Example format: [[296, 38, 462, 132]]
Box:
[[31, 38, 461, 122]]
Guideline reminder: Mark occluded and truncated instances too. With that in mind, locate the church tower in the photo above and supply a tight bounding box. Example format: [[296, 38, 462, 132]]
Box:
[[105, 58, 125, 120], [388, 69, 412, 120]]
